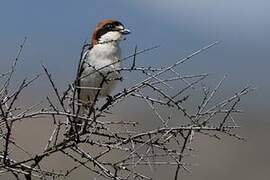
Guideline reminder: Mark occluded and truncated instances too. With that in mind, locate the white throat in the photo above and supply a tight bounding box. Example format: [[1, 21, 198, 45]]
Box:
[[90, 42, 121, 62], [98, 31, 123, 44]]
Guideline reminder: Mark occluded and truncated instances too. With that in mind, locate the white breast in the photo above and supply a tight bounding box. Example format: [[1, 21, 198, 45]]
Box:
[[79, 43, 121, 103]]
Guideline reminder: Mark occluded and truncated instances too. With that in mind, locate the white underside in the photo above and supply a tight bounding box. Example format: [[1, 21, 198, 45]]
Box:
[[79, 42, 121, 104]]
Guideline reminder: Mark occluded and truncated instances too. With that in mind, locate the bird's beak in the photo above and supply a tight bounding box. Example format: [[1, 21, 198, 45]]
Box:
[[121, 28, 131, 35]]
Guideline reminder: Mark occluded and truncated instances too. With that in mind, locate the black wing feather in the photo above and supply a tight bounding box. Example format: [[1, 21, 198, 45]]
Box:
[[75, 44, 93, 100]]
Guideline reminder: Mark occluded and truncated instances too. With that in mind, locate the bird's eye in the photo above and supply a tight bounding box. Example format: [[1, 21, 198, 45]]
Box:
[[106, 24, 113, 29]]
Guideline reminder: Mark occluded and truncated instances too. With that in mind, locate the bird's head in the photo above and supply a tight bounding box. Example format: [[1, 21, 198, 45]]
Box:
[[91, 19, 131, 45]]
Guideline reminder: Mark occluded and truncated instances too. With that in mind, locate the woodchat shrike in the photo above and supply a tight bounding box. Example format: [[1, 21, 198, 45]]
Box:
[[76, 19, 130, 112]]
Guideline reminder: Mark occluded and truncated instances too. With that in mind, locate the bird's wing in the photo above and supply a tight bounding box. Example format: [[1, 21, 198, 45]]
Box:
[[75, 44, 93, 99]]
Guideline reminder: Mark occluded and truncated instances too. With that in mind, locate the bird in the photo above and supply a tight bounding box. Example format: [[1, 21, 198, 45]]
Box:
[[76, 19, 131, 114]]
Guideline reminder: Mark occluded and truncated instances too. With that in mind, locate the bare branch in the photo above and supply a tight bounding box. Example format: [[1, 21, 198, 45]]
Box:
[[0, 40, 252, 180]]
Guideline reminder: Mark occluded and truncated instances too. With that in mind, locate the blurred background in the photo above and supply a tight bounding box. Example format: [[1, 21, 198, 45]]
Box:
[[0, 0, 269, 179]]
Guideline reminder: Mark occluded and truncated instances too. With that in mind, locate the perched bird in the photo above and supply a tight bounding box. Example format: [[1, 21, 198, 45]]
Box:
[[76, 19, 131, 112]]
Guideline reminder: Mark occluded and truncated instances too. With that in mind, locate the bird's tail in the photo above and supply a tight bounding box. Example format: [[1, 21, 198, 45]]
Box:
[[70, 102, 95, 135]]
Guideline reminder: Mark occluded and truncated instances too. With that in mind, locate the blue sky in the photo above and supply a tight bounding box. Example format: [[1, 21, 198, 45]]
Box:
[[1, 0, 269, 116], [0, 0, 269, 115]]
